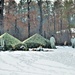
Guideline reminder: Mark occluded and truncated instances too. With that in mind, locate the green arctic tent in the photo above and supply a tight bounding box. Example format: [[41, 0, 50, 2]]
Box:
[[0, 33, 21, 47], [23, 33, 50, 48]]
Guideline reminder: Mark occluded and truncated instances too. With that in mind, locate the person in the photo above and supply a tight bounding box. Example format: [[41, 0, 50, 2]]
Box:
[[50, 35, 56, 49], [71, 36, 75, 48], [1, 38, 5, 48], [0, 37, 5, 50]]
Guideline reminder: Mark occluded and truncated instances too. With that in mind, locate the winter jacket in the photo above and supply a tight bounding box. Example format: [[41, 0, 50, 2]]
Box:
[[71, 38, 75, 48], [0, 38, 5, 47], [50, 36, 56, 48]]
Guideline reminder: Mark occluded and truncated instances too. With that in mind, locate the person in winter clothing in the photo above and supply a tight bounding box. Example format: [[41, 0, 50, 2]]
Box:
[[71, 36, 75, 48], [0, 38, 5, 47], [0, 37, 5, 50], [50, 35, 56, 49]]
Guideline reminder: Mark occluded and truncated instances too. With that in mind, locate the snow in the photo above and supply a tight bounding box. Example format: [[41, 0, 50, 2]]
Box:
[[15, 0, 20, 4], [15, 0, 54, 4], [56, 28, 75, 33], [71, 28, 75, 33], [0, 46, 75, 75]]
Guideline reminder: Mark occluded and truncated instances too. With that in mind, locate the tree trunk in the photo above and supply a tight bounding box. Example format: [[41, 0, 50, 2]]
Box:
[[67, 12, 72, 37], [27, 0, 31, 37], [0, 0, 4, 34], [37, 0, 43, 35], [46, 1, 51, 35], [53, 11, 56, 34], [14, 19, 19, 37], [60, 9, 63, 35]]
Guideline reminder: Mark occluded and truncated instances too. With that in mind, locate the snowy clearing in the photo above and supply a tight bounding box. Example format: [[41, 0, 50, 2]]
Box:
[[0, 46, 75, 75]]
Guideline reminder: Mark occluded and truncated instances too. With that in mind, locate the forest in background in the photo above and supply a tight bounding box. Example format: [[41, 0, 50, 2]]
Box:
[[0, 0, 75, 44]]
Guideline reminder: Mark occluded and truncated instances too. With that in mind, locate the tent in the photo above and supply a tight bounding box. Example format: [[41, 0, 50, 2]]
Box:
[[0, 33, 21, 47], [23, 33, 50, 48]]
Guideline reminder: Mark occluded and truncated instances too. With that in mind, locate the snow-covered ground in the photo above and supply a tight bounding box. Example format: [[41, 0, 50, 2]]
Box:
[[0, 46, 75, 75]]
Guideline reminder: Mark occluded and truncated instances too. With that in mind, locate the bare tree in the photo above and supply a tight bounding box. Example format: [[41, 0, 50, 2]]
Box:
[[37, 0, 43, 35], [46, 0, 52, 35], [27, 0, 32, 37], [0, 0, 4, 34]]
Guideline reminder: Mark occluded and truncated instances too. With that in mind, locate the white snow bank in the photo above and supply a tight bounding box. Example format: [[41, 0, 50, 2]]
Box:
[[0, 46, 75, 75]]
